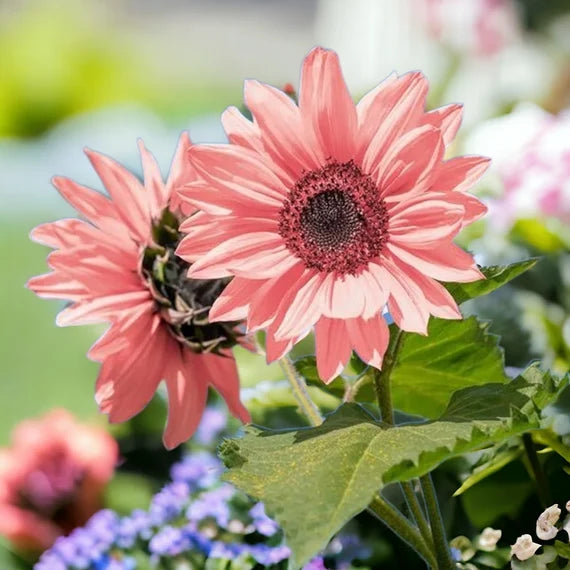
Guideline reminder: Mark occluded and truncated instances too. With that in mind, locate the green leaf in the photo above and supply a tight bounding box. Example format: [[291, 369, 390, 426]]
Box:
[[554, 541, 570, 559], [445, 259, 538, 304], [511, 219, 568, 252], [453, 447, 523, 496], [220, 366, 567, 568], [390, 316, 509, 418]]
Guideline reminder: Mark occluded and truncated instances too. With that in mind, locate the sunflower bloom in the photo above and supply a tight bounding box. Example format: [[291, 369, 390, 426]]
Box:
[[176, 47, 489, 381], [28, 135, 250, 448]]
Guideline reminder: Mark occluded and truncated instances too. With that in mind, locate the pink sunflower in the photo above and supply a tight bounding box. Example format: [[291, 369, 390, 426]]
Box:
[[176, 47, 489, 382], [28, 135, 250, 449]]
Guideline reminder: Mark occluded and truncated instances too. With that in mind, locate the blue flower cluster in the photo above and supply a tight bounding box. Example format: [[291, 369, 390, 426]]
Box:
[[35, 409, 369, 570]]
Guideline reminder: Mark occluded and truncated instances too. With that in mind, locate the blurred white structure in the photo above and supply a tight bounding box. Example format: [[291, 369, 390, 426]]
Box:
[[315, 0, 556, 127]]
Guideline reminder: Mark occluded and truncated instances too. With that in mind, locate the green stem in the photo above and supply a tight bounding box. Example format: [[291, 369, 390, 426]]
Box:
[[522, 433, 551, 507], [373, 329, 405, 426], [369, 495, 437, 568], [279, 356, 323, 427], [401, 481, 434, 549], [420, 474, 455, 570]]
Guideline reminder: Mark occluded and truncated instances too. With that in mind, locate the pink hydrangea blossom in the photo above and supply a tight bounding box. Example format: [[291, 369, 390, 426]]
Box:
[[0, 410, 117, 552], [413, 0, 520, 57]]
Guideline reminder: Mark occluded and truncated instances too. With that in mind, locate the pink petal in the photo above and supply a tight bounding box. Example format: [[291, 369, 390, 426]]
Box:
[[221, 106, 265, 153], [163, 350, 208, 449], [186, 232, 295, 280], [346, 315, 390, 369], [438, 191, 488, 228], [85, 149, 151, 243], [247, 262, 306, 330], [361, 72, 429, 172], [202, 351, 250, 424], [273, 271, 325, 340], [209, 277, 263, 322], [377, 125, 444, 200], [188, 144, 289, 204], [299, 47, 357, 162], [387, 241, 484, 283], [27, 271, 87, 301], [95, 312, 166, 423], [56, 292, 153, 326], [88, 325, 129, 362], [138, 139, 168, 217], [176, 216, 278, 261], [88, 303, 151, 361], [52, 176, 130, 241], [369, 258, 430, 334], [177, 182, 244, 216], [355, 71, 397, 152], [424, 103, 463, 146], [389, 256, 462, 320], [317, 269, 388, 321], [244, 79, 322, 181], [315, 317, 352, 382], [265, 330, 299, 362], [432, 156, 491, 193], [388, 197, 464, 245], [47, 245, 141, 295], [360, 265, 390, 319], [319, 272, 365, 319], [166, 132, 196, 213]]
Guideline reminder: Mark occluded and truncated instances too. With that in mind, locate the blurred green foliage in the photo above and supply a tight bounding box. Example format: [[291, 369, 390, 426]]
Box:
[[0, 218, 102, 444], [0, 1, 239, 138]]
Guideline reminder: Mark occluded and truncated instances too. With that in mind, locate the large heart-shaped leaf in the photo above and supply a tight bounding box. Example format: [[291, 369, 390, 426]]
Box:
[[390, 316, 508, 418], [220, 366, 567, 568]]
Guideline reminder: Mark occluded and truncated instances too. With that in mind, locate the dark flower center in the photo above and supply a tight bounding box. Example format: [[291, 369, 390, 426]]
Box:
[[300, 190, 364, 250], [142, 209, 242, 354], [279, 160, 389, 274]]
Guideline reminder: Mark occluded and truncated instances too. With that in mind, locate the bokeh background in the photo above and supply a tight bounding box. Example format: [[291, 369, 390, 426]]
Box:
[[1, 0, 570, 567]]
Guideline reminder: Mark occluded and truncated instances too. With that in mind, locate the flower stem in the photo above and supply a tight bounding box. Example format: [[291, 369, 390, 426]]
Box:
[[279, 355, 323, 427], [373, 328, 456, 569], [522, 432, 551, 508], [373, 329, 404, 426], [401, 480, 434, 549], [420, 474, 455, 570], [369, 495, 437, 568]]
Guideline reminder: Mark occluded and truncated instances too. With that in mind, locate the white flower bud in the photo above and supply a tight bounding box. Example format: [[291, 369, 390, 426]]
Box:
[[566, 500, 570, 513], [511, 534, 541, 561], [478, 527, 502, 551], [536, 504, 561, 540]]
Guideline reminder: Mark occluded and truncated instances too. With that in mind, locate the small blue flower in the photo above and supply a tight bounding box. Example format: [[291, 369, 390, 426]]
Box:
[[248, 502, 280, 537]]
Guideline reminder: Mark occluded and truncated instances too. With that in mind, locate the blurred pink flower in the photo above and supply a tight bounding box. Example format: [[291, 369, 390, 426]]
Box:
[[176, 47, 488, 382], [0, 410, 117, 552], [466, 104, 570, 226], [413, 0, 520, 57], [28, 135, 250, 449]]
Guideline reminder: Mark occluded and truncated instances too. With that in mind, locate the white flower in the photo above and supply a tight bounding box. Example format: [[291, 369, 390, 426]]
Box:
[[536, 504, 561, 540], [511, 534, 541, 561], [478, 527, 502, 551]]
